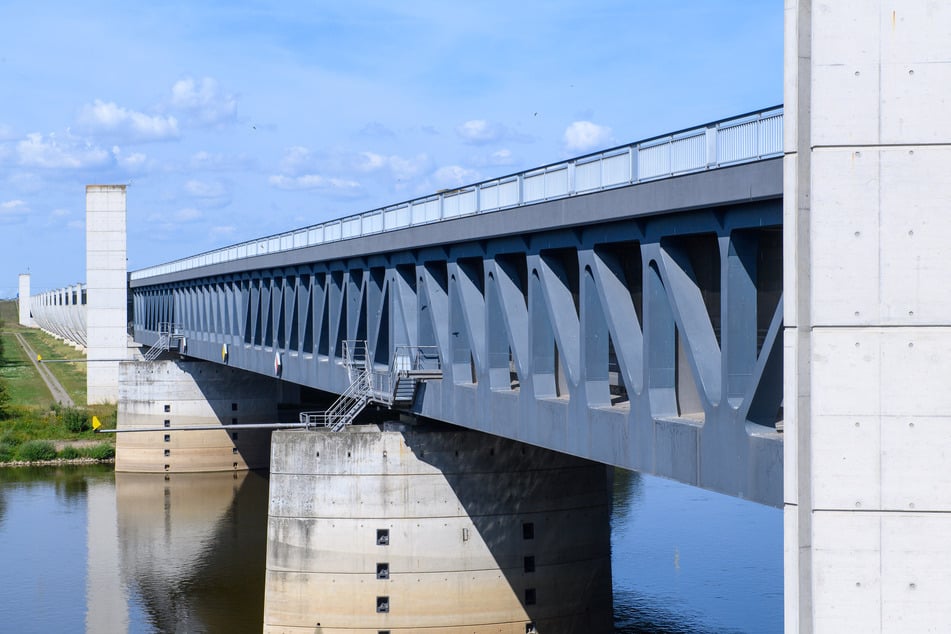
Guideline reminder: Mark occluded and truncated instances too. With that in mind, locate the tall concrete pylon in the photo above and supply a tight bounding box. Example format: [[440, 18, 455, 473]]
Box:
[[86, 185, 128, 404], [785, 2, 951, 632], [17, 273, 34, 327]]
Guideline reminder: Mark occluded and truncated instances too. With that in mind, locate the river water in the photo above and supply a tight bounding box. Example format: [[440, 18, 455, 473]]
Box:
[[0, 464, 781, 633]]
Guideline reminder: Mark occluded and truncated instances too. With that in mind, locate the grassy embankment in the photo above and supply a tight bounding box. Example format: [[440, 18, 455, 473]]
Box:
[[0, 300, 115, 464]]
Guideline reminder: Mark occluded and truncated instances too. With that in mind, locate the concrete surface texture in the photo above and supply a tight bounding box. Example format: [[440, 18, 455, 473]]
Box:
[[264, 424, 613, 633], [17, 273, 33, 327], [116, 360, 283, 472], [86, 185, 128, 403], [784, 1, 951, 632]]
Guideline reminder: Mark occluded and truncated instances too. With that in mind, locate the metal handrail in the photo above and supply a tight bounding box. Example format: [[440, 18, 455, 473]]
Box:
[[144, 322, 185, 361], [391, 345, 442, 376], [299, 341, 444, 431], [300, 366, 372, 431], [130, 107, 783, 281]]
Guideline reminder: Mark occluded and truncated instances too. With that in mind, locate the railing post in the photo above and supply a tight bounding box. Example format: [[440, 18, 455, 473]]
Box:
[[706, 125, 718, 167]]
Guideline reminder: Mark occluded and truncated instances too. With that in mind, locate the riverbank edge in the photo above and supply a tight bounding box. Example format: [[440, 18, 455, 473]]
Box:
[[0, 458, 115, 469]]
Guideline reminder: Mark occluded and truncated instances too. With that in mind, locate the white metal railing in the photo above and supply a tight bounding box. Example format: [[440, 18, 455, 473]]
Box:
[[143, 322, 184, 361], [28, 283, 88, 348], [131, 107, 783, 281]]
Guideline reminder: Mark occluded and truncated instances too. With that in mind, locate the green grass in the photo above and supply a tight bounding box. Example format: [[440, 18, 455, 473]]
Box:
[[0, 435, 115, 464], [83, 443, 115, 460], [0, 301, 116, 463], [0, 332, 54, 408], [0, 299, 91, 408], [0, 300, 18, 324], [18, 330, 88, 406]]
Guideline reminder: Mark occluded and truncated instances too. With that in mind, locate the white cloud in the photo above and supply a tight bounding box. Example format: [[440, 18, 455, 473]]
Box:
[[388, 154, 429, 181], [170, 77, 237, 127], [149, 207, 203, 224], [183, 178, 231, 208], [46, 208, 74, 228], [279, 146, 314, 175], [563, 121, 613, 153], [190, 150, 255, 171], [355, 152, 429, 181], [0, 199, 30, 224], [185, 179, 227, 198], [7, 171, 42, 192], [17, 132, 110, 169], [112, 146, 147, 170], [432, 165, 480, 188], [457, 119, 505, 145], [472, 148, 514, 168], [490, 149, 513, 164], [358, 122, 395, 138], [356, 151, 387, 172], [210, 225, 237, 238], [78, 100, 179, 141], [174, 207, 203, 222], [268, 174, 361, 192]]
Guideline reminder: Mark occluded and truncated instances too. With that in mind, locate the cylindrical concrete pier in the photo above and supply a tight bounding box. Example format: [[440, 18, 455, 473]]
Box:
[[264, 423, 612, 633]]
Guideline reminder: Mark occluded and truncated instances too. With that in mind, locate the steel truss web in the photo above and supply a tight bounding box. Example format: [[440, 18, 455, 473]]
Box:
[[132, 203, 783, 506]]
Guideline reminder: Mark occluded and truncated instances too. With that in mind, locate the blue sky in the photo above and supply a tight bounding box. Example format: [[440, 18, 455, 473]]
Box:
[[0, 1, 782, 297]]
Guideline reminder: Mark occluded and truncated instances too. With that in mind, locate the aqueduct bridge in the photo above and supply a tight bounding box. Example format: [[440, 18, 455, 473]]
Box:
[[20, 3, 951, 630]]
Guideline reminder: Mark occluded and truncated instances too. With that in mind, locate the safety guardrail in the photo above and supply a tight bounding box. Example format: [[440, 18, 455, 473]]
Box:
[[131, 107, 782, 281], [28, 283, 88, 348]]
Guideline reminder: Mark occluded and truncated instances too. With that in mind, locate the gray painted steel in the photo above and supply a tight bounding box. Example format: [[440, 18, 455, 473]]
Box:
[[131, 157, 784, 506]]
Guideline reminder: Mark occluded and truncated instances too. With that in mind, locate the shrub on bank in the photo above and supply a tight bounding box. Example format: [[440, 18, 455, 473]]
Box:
[[59, 407, 91, 433], [16, 440, 57, 462], [58, 446, 82, 460], [0, 381, 9, 421], [83, 443, 115, 460], [0, 442, 15, 462]]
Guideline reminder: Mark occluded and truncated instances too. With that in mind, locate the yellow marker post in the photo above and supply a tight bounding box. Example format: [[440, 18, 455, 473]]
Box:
[[92, 416, 102, 431], [36, 354, 42, 362]]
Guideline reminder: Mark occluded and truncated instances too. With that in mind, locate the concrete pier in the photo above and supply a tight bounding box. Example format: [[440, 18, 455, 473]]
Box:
[[86, 185, 128, 404], [264, 424, 612, 633], [116, 360, 285, 472], [785, 1, 951, 631]]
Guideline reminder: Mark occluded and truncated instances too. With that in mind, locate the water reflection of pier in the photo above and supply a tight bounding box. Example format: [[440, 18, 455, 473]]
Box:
[[113, 471, 269, 632]]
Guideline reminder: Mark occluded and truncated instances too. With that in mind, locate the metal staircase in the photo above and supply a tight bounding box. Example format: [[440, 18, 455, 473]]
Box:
[[300, 341, 442, 431], [143, 322, 184, 361]]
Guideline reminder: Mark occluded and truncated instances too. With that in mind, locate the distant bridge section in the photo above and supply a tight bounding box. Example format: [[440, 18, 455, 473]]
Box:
[[28, 283, 88, 349]]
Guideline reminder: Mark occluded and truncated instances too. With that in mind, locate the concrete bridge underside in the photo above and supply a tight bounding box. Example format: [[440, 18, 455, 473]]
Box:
[[132, 158, 784, 506]]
